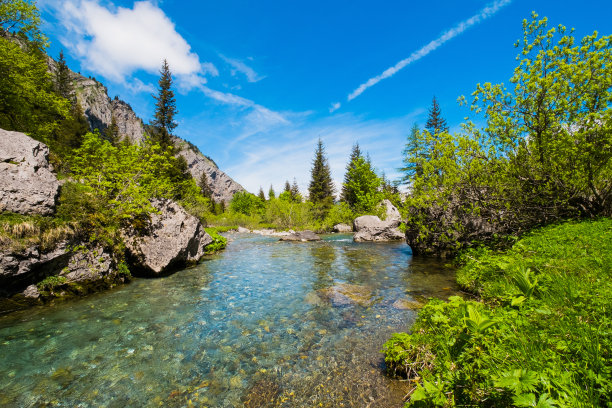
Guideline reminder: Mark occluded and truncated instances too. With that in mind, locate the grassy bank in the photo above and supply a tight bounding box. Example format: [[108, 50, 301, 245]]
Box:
[[383, 218, 612, 407]]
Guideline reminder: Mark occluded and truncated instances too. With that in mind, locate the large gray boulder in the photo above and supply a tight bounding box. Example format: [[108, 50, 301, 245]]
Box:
[[353, 215, 404, 242], [379, 199, 402, 222], [122, 199, 213, 275], [0, 129, 61, 215], [333, 223, 353, 233]]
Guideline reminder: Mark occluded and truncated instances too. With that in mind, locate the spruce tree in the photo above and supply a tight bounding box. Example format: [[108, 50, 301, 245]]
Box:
[[268, 185, 276, 199], [55, 50, 71, 100], [152, 59, 177, 149], [400, 123, 424, 183], [106, 114, 120, 146], [258, 186, 266, 201], [198, 172, 213, 199], [341, 143, 362, 206], [290, 178, 300, 202], [284, 180, 291, 193], [308, 139, 335, 209], [425, 96, 448, 136]]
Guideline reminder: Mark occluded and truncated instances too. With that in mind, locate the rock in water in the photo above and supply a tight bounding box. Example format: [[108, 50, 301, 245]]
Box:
[[353, 213, 404, 242], [318, 283, 374, 307], [279, 230, 321, 242], [379, 199, 402, 222], [122, 199, 213, 275], [0, 129, 60, 215], [333, 223, 353, 233]]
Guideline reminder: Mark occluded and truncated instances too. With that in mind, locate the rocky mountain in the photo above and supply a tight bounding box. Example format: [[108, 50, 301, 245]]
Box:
[[47, 58, 245, 203]]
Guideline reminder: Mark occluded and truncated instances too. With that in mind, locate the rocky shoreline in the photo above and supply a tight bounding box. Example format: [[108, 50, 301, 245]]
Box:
[[0, 130, 217, 314]]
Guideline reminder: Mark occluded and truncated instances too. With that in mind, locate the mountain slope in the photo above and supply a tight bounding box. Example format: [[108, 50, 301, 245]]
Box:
[[47, 57, 245, 203]]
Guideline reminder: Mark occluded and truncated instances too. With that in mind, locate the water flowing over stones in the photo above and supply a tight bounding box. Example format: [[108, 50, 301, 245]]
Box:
[[279, 230, 321, 242], [122, 199, 213, 275], [0, 129, 60, 215]]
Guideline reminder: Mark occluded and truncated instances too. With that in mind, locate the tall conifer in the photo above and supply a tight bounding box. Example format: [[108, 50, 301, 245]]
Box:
[[308, 139, 335, 207], [341, 143, 362, 206], [425, 96, 448, 136], [152, 59, 177, 149]]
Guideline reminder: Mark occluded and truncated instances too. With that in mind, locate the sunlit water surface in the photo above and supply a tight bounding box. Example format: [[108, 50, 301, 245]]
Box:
[[0, 233, 458, 407]]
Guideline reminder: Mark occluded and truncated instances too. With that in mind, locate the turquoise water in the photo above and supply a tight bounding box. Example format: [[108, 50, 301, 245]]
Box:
[[0, 233, 458, 407]]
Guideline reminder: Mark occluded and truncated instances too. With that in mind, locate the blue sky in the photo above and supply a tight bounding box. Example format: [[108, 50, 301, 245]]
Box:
[[38, 0, 611, 195]]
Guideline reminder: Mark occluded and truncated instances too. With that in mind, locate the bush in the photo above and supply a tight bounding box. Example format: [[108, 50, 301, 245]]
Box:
[[204, 228, 227, 253]]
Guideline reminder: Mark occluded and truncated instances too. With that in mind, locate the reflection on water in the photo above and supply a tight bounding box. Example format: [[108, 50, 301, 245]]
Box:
[[0, 233, 458, 407]]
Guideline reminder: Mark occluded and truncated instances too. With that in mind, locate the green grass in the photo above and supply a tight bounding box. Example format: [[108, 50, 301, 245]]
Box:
[[383, 218, 612, 407], [0, 212, 74, 252], [204, 227, 228, 254]]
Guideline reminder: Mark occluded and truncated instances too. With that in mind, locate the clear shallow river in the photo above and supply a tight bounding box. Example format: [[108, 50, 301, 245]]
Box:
[[0, 233, 458, 407]]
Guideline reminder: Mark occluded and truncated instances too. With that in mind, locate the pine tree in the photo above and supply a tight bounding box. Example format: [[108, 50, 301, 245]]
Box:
[[341, 143, 362, 206], [290, 178, 301, 202], [106, 114, 120, 146], [284, 180, 291, 193], [198, 172, 213, 199], [268, 185, 276, 199], [55, 50, 71, 100], [308, 139, 335, 209], [400, 123, 424, 183], [152, 59, 178, 149], [258, 186, 266, 201], [425, 96, 448, 136]]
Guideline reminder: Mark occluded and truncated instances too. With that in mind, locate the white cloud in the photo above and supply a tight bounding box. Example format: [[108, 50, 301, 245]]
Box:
[[329, 102, 341, 113], [347, 0, 512, 101], [50, 0, 216, 87], [220, 55, 265, 83]]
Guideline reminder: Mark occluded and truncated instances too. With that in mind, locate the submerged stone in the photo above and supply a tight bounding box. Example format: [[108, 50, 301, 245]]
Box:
[[318, 283, 375, 307]]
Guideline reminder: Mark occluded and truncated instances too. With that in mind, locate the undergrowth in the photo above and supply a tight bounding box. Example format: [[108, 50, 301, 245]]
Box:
[[204, 227, 228, 254], [383, 218, 612, 407]]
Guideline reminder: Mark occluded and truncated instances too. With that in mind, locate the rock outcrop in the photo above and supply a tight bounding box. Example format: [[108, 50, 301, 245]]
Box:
[[333, 223, 353, 233], [279, 230, 321, 242], [0, 129, 61, 215], [0, 241, 126, 313], [173, 138, 246, 204], [353, 215, 404, 242], [122, 199, 213, 275]]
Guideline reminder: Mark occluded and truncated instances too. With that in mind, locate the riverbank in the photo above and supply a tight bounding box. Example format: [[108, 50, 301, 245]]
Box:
[[383, 218, 612, 407]]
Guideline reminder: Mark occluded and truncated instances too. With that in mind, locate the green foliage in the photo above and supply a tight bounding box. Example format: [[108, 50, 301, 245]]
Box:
[[36, 275, 67, 292], [230, 191, 263, 217], [116, 261, 131, 279], [0, 0, 46, 45], [0, 35, 70, 141], [70, 132, 178, 221], [341, 143, 362, 206], [383, 218, 612, 407], [204, 227, 228, 254], [343, 156, 383, 214], [402, 15, 612, 256]]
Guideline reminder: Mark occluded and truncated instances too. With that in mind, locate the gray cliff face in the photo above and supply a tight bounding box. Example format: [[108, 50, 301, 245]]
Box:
[[0, 129, 61, 215], [173, 138, 246, 204], [122, 198, 213, 276], [48, 56, 243, 202]]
